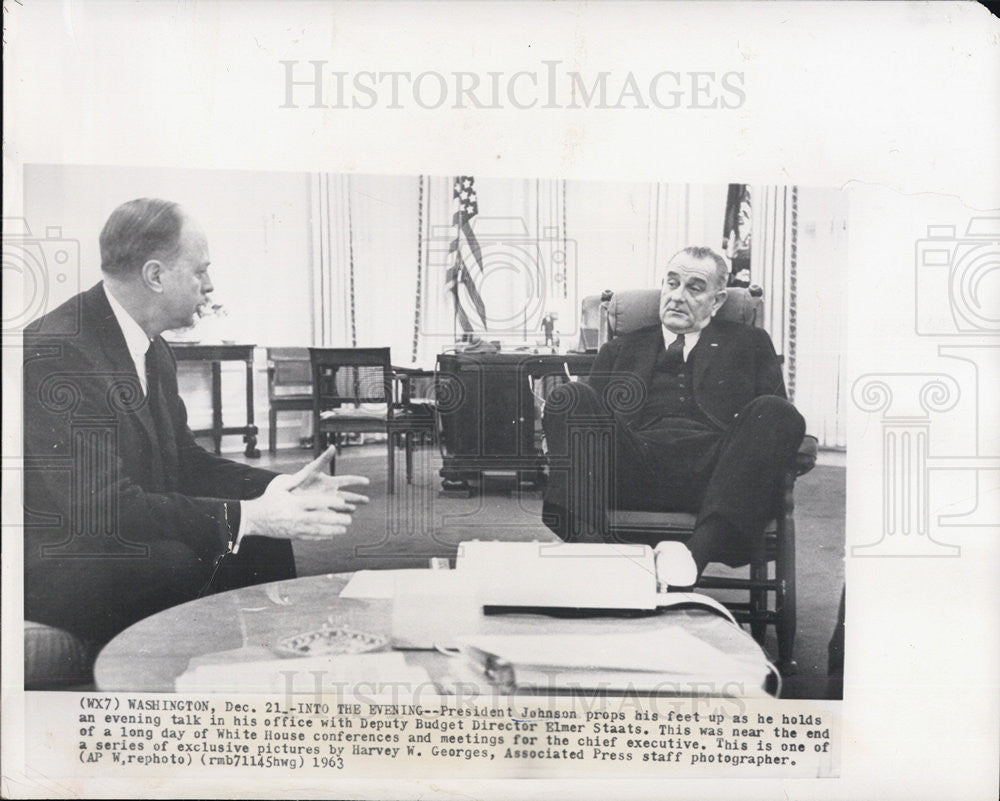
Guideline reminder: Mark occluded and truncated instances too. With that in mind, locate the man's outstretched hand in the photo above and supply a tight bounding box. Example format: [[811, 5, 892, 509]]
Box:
[[267, 445, 370, 510], [239, 446, 370, 541]]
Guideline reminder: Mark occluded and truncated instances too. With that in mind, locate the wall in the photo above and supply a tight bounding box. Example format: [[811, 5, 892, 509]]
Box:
[[314, 175, 731, 365], [311, 173, 846, 447], [23, 164, 314, 437], [23, 166, 847, 450], [794, 186, 849, 449]]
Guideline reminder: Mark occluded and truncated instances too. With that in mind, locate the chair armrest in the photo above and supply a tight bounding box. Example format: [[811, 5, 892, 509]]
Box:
[[795, 435, 818, 477], [24, 621, 96, 689]]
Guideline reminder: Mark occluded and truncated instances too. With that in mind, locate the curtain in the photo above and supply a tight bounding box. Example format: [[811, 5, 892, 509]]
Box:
[[752, 184, 847, 448], [309, 175, 847, 448], [751, 185, 795, 379], [312, 173, 431, 362]]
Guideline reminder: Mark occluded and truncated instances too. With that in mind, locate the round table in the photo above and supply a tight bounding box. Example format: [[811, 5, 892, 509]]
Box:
[[95, 573, 770, 694]]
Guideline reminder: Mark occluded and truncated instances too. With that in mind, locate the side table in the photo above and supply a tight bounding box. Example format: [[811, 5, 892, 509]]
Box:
[[170, 343, 260, 457]]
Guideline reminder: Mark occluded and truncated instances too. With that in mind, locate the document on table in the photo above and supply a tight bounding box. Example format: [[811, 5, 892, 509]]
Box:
[[340, 569, 433, 599], [459, 629, 769, 694]]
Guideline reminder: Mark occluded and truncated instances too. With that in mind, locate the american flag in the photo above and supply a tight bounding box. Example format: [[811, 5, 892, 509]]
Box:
[[445, 176, 487, 333]]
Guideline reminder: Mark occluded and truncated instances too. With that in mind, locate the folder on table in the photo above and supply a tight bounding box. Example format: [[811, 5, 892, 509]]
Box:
[[459, 630, 768, 695]]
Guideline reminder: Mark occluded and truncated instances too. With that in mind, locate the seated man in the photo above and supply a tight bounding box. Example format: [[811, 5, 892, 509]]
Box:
[[541, 246, 805, 584], [23, 198, 368, 647]]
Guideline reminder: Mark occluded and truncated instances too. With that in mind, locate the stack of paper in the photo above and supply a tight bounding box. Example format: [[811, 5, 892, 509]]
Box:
[[459, 629, 768, 694]]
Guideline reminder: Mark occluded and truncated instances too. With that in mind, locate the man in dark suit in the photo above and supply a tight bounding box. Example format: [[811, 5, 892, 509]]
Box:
[[542, 246, 805, 584], [23, 198, 369, 646]]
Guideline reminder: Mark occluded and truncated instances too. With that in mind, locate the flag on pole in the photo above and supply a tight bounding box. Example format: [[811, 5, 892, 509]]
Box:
[[445, 176, 487, 333], [722, 183, 752, 287]]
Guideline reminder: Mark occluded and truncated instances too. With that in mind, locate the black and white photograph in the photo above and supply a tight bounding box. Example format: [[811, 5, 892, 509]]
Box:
[[17, 166, 847, 702], [2, 2, 997, 800]]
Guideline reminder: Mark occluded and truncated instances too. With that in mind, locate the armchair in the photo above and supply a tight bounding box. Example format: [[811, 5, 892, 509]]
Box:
[[571, 285, 817, 673]]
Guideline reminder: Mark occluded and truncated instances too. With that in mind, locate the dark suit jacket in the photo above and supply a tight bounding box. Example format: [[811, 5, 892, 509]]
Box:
[[587, 318, 787, 430], [23, 282, 280, 640]]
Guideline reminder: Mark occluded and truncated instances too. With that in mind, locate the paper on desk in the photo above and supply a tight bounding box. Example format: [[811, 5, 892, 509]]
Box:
[[460, 629, 763, 676], [175, 652, 430, 694], [340, 569, 450, 599], [654, 591, 737, 625]]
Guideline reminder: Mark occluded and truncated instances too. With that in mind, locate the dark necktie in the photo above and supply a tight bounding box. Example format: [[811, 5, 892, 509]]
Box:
[[144, 346, 160, 411], [665, 333, 686, 368], [145, 345, 178, 489]]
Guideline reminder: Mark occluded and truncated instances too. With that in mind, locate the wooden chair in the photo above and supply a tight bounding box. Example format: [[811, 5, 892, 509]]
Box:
[[265, 347, 314, 455], [24, 621, 97, 690], [309, 348, 432, 493], [390, 365, 437, 480], [568, 286, 817, 674]]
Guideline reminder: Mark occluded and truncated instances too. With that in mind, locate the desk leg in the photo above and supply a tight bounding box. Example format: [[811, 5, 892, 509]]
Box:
[[244, 357, 260, 458], [211, 362, 223, 455], [439, 467, 472, 497]]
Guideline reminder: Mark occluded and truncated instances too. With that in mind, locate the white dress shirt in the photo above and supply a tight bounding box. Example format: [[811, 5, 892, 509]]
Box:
[[103, 283, 261, 548], [104, 284, 153, 395], [661, 326, 701, 362]]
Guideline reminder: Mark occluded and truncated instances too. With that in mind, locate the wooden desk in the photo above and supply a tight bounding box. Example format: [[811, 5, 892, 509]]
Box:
[[435, 352, 596, 493], [170, 343, 260, 457], [94, 573, 769, 695]]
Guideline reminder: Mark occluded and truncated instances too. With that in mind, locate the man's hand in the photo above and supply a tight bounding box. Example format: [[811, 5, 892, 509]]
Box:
[[265, 445, 370, 510], [240, 446, 370, 541]]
